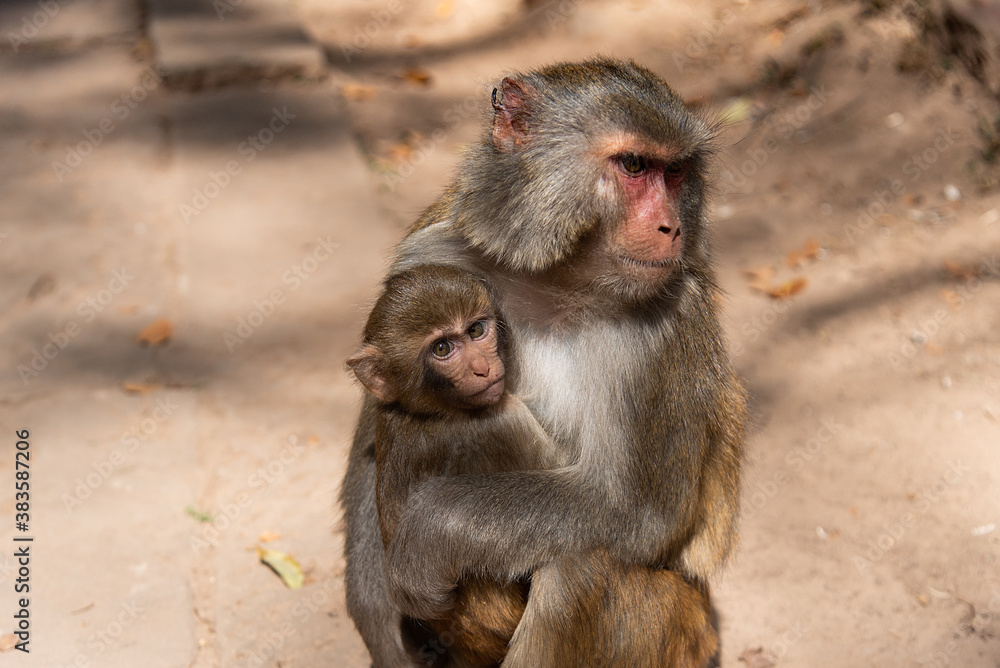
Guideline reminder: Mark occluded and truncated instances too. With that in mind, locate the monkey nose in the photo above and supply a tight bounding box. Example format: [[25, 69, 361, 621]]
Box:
[[658, 225, 680, 238]]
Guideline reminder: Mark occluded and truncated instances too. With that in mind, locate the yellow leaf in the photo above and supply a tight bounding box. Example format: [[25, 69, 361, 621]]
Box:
[[766, 277, 807, 299], [402, 68, 433, 86], [719, 97, 752, 124], [257, 547, 305, 589], [122, 382, 159, 394], [342, 83, 377, 102], [137, 318, 172, 346]]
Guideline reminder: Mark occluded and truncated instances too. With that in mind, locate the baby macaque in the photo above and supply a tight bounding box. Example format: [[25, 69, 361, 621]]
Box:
[[347, 264, 558, 666]]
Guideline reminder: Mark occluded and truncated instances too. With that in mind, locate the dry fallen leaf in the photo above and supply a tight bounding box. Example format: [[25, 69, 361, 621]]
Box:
[[739, 646, 777, 667], [122, 381, 159, 394], [744, 266, 775, 293], [257, 547, 305, 590], [944, 261, 977, 282], [785, 238, 821, 268], [258, 531, 281, 543], [137, 318, 172, 346], [766, 277, 808, 299], [342, 83, 377, 102], [386, 142, 414, 162], [402, 68, 433, 86]]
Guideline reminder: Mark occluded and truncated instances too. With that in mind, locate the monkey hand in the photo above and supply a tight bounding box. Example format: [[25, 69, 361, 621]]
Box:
[[383, 483, 461, 619]]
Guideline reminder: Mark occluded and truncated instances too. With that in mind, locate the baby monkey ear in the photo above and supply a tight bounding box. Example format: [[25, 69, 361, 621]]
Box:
[[346, 345, 397, 403]]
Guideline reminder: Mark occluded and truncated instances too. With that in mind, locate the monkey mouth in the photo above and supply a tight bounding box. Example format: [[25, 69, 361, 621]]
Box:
[[618, 255, 679, 273], [472, 376, 505, 402]]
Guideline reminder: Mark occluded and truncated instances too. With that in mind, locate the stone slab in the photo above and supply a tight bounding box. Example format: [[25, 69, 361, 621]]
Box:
[[148, 0, 326, 89]]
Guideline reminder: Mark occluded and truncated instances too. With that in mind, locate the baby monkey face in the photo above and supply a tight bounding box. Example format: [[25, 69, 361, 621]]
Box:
[[425, 315, 505, 408]]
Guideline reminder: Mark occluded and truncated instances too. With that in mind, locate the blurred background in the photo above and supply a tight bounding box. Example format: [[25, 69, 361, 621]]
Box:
[[0, 0, 998, 665]]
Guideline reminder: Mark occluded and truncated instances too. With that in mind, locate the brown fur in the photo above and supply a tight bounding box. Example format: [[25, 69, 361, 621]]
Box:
[[348, 266, 560, 666], [340, 59, 747, 668]]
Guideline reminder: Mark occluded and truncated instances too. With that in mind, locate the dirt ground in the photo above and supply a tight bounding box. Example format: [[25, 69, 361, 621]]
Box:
[[0, 0, 998, 666]]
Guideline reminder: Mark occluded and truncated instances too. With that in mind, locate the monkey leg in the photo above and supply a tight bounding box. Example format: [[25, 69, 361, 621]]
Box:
[[341, 435, 416, 667], [503, 551, 717, 668], [434, 577, 528, 667]]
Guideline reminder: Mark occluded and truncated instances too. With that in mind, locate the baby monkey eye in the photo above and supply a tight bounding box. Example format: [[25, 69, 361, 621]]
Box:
[[619, 153, 647, 175], [468, 320, 487, 339], [431, 340, 452, 358]]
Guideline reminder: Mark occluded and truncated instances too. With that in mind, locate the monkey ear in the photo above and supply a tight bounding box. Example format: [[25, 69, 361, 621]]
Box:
[[346, 345, 397, 403], [491, 77, 533, 152]]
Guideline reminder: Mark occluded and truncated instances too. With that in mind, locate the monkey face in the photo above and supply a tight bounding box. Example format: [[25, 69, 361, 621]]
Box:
[[453, 59, 712, 305], [424, 316, 506, 409]]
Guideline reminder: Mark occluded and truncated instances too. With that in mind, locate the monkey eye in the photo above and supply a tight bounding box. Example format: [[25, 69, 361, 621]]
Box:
[[664, 161, 687, 179], [468, 321, 487, 339], [619, 153, 647, 175], [431, 340, 452, 358]]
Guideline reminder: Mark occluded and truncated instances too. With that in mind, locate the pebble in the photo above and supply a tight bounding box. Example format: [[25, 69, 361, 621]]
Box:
[[944, 184, 961, 201]]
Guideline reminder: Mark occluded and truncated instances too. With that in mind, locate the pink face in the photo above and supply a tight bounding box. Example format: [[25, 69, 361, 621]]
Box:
[[607, 152, 686, 279], [425, 316, 505, 409]]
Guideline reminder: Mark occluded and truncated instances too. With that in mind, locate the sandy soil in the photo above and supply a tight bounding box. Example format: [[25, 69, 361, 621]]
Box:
[[0, 0, 998, 666]]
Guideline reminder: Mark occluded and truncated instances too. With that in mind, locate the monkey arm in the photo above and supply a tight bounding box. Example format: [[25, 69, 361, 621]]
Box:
[[383, 441, 705, 621]]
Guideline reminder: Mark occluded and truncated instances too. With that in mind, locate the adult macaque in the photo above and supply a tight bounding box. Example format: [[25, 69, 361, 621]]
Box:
[[340, 58, 747, 668], [346, 264, 558, 666]]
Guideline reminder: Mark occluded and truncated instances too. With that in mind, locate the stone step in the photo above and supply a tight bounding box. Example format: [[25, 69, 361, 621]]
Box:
[[147, 0, 326, 90]]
